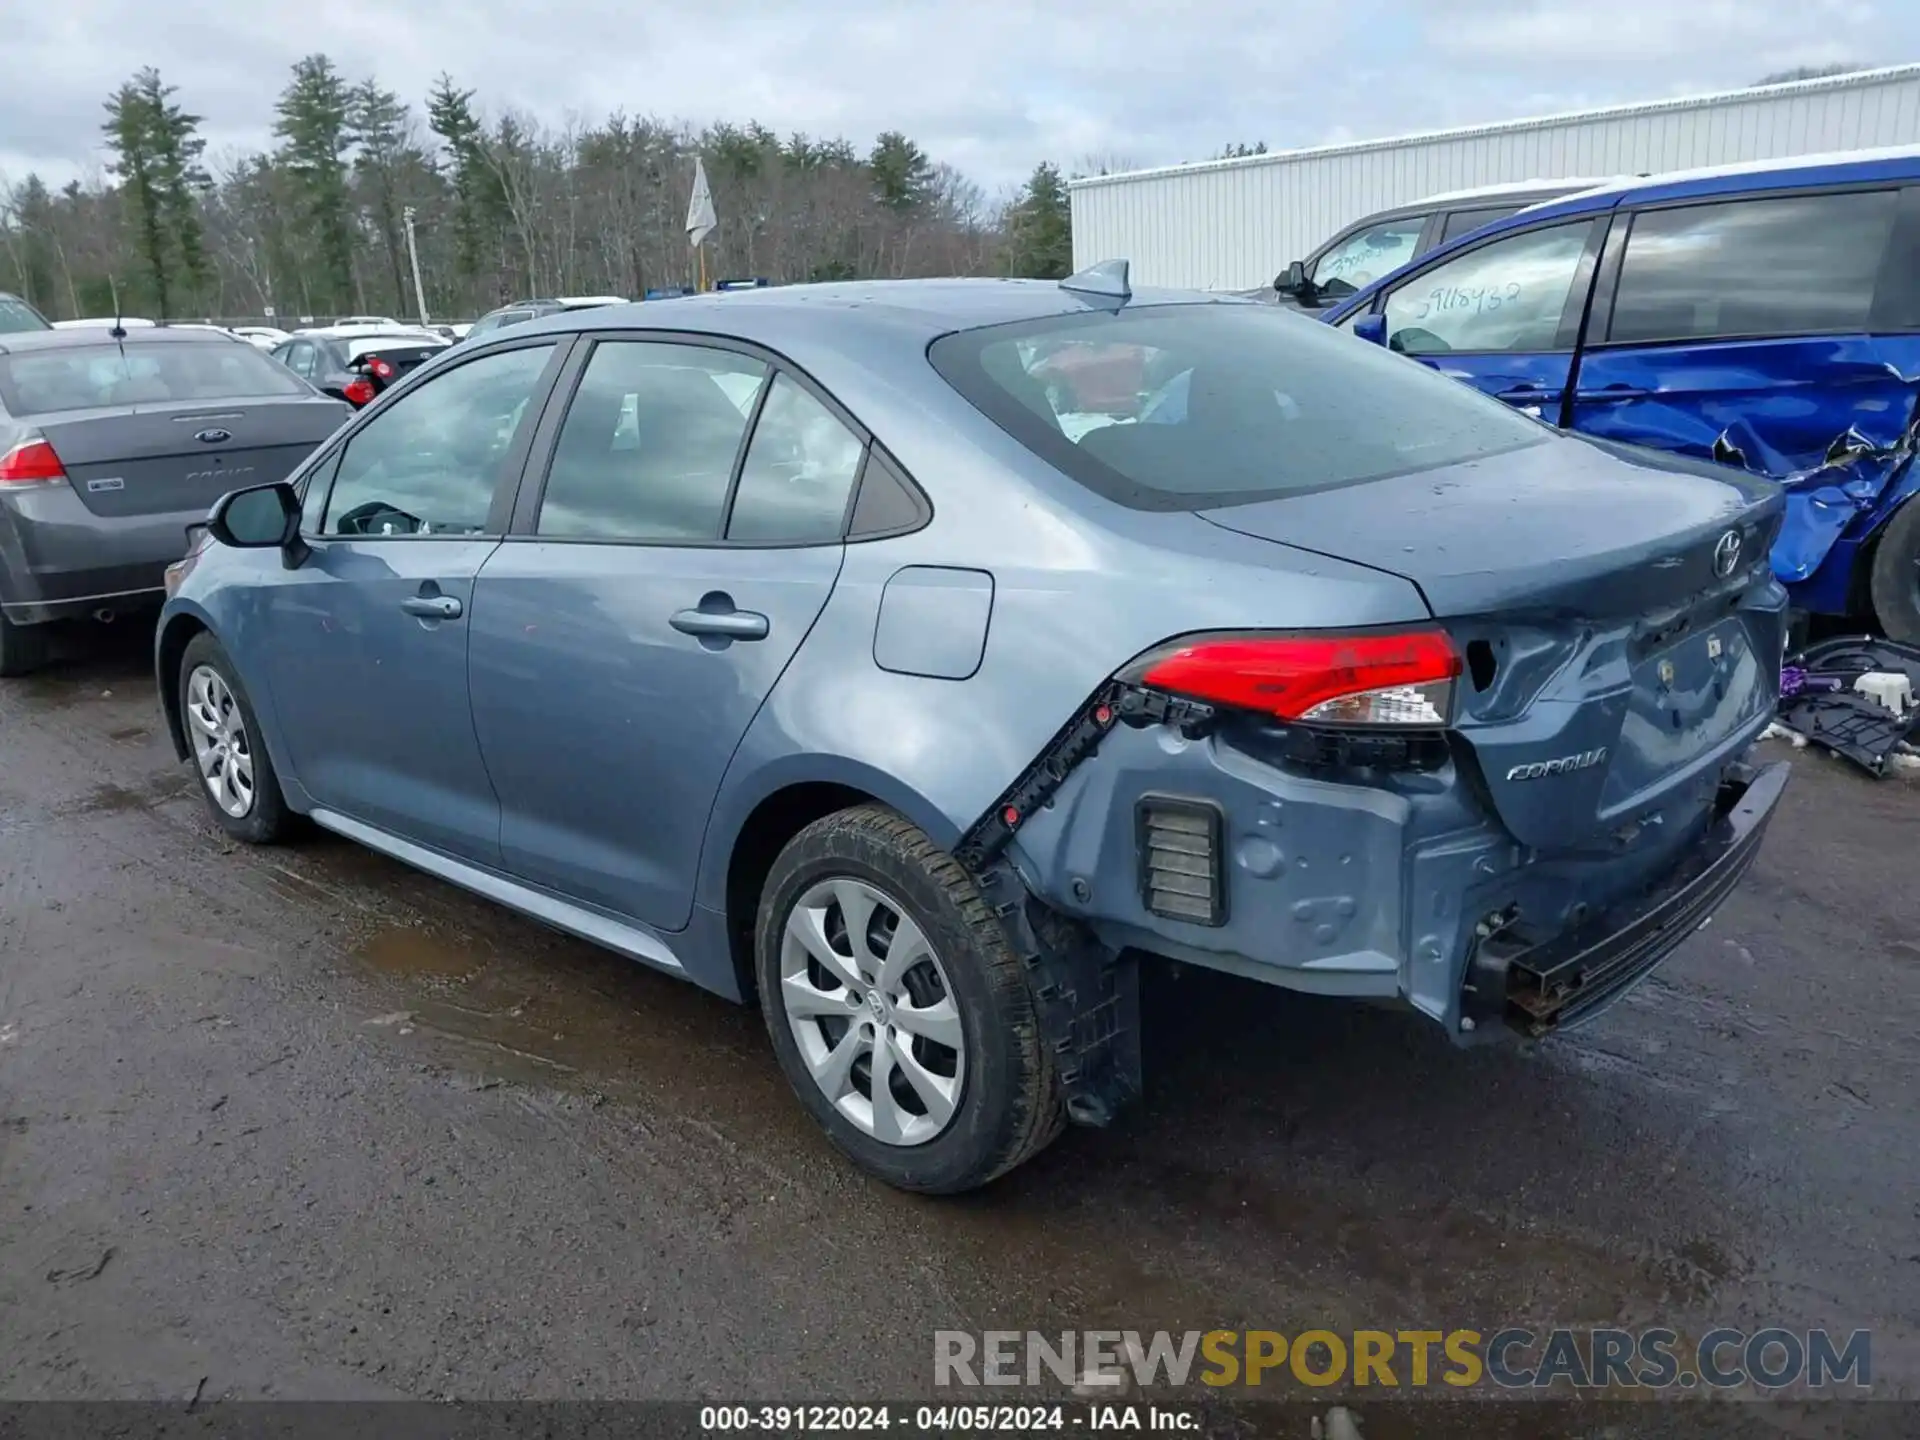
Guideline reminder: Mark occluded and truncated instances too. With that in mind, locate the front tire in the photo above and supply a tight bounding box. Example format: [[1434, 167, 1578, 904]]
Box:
[[1869, 498, 1920, 644], [179, 632, 292, 844], [755, 806, 1063, 1193]]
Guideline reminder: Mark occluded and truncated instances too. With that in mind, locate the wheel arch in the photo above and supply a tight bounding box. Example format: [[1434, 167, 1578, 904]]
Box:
[[155, 606, 213, 762], [704, 756, 963, 1003]]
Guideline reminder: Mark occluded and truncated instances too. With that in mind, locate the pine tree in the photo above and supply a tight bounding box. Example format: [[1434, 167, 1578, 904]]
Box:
[[101, 68, 211, 318], [869, 131, 933, 214], [1006, 162, 1072, 279], [427, 74, 490, 284], [347, 79, 414, 313], [274, 54, 355, 311]]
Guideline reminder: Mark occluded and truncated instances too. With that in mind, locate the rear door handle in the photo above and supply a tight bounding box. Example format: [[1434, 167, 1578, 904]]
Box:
[[670, 608, 770, 641], [1494, 385, 1553, 402], [1575, 385, 1651, 401], [401, 594, 462, 619]]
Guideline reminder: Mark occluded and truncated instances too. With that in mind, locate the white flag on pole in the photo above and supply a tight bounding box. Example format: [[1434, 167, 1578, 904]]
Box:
[[686, 157, 717, 248]]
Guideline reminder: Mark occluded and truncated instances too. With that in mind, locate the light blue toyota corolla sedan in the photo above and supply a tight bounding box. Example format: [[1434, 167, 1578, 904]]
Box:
[[156, 267, 1789, 1192]]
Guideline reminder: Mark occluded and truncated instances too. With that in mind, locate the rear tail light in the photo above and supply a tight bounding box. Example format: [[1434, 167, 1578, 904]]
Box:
[[367, 357, 395, 380], [0, 435, 68, 487], [342, 378, 377, 406], [1128, 628, 1462, 727]]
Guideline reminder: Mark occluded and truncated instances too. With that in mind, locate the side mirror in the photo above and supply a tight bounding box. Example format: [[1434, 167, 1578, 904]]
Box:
[[207, 481, 308, 568], [1275, 260, 1311, 297], [1353, 313, 1388, 347]]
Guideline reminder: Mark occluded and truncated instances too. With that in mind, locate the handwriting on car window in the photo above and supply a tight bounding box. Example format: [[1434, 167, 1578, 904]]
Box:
[[1412, 282, 1524, 321]]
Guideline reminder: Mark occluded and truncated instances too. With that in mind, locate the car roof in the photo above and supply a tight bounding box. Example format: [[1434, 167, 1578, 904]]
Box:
[[1519, 142, 1920, 215], [510, 278, 1216, 346], [0, 324, 240, 355]]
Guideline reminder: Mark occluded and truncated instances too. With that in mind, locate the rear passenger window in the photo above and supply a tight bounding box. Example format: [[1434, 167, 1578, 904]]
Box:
[[726, 375, 864, 543], [1383, 220, 1596, 355], [1608, 191, 1898, 344], [538, 341, 767, 541], [1440, 206, 1520, 244]]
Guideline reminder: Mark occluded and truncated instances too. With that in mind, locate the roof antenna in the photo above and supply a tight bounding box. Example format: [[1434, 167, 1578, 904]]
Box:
[[107, 276, 127, 341], [1060, 258, 1131, 303]]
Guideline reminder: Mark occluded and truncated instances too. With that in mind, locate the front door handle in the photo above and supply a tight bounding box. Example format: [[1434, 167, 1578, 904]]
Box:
[[1574, 385, 1651, 402], [1494, 384, 1553, 402], [402, 594, 462, 620], [670, 607, 770, 641]]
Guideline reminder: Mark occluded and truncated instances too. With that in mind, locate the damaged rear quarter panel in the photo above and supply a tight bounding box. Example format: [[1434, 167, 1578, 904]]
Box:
[[1567, 333, 1920, 612]]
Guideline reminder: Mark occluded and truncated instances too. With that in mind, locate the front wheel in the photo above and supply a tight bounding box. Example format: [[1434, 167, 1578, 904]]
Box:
[[755, 806, 1063, 1193], [1869, 498, 1920, 645], [178, 632, 293, 844]]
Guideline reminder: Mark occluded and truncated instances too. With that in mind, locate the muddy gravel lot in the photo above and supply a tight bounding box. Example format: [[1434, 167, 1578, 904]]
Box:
[[0, 627, 1914, 1434]]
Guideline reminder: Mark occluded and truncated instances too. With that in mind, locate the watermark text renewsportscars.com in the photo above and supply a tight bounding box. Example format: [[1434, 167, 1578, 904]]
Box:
[[934, 1328, 1872, 1392]]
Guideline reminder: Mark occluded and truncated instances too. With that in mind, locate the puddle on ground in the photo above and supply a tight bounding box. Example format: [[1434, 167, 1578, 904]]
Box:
[[357, 926, 491, 980]]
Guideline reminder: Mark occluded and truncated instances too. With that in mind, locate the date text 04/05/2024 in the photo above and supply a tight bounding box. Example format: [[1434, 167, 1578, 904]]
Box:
[[697, 1404, 1199, 1431]]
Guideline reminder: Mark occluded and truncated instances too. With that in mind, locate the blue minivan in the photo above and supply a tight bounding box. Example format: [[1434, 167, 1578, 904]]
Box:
[[1322, 147, 1920, 641]]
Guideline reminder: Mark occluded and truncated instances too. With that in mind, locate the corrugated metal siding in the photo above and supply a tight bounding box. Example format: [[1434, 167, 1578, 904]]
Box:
[[1071, 65, 1920, 290]]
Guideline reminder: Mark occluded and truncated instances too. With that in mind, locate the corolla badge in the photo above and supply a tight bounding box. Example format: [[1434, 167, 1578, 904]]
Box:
[[194, 427, 232, 444], [1506, 747, 1608, 782], [1712, 530, 1742, 578]]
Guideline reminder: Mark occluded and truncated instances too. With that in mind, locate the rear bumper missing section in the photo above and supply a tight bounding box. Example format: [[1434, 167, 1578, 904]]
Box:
[[1464, 760, 1789, 1038]]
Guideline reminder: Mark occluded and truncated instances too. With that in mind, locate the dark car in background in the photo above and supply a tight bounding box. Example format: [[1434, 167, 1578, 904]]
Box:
[[269, 328, 450, 409], [0, 327, 348, 674], [1269, 178, 1617, 311], [461, 295, 628, 344], [0, 292, 52, 333]]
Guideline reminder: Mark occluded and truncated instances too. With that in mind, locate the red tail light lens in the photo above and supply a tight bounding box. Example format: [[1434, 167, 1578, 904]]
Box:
[[1132, 629, 1462, 727], [0, 436, 68, 486], [368, 357, 395, 380], [342, 378, 377, 406]]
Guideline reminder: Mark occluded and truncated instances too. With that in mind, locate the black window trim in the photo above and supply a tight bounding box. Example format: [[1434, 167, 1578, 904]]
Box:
[[1584, 178, 1913, 350], [504, 327, 929, 551], [1370, 213, 1611, 358], [296, 332, 573, 542]]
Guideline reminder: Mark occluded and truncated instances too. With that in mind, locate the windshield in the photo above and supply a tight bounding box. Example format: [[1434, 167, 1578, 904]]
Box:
[[0, 340, 308, 416], [0, 295, 50, 334], [928, 302, 1549, 510]]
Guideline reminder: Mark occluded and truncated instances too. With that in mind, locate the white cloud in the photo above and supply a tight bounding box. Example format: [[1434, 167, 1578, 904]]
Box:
[[0, 0, 1911, 194]]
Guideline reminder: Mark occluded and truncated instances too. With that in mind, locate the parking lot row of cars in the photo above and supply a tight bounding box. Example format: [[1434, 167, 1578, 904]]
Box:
[[0, 149, 1900, 1192]]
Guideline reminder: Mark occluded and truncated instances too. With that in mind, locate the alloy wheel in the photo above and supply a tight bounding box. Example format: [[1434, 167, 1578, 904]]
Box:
[[185, 664, 255, 818], [779, 877, 966, 1147]]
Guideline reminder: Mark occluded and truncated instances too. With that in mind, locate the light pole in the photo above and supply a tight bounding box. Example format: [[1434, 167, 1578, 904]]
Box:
[[403, 205, 429, 327]]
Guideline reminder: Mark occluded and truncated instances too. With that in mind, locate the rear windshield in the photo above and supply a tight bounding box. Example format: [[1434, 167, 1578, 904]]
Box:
[[0, 340, 307, 416], [928, 302, 1548, 510], [0, 295, 49, 334]]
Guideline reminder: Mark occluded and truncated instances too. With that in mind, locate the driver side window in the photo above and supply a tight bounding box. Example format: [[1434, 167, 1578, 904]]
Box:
[[321, 344, 554, 538], [1311, 217, 1426, 298], [1382, 220, 1597, 355]]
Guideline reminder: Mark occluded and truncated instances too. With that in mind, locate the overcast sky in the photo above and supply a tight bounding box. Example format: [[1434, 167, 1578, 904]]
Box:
[[1, 0, 1908, 197]]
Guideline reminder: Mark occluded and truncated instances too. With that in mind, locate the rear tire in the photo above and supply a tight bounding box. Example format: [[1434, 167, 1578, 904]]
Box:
[[178, 632, 292, 845], [1869, 498, 1920, 645], [0, 610, 47, 678], [755, 805, 1063, 1193]]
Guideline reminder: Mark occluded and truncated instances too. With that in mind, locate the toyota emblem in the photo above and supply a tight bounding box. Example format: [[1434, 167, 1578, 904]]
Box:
[[1712, 530, 1742, 578]]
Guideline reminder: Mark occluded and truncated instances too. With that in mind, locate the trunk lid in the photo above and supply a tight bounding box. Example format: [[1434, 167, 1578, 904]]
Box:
[[1199, 435, 1787, 852], [37, 396, 348, 518]]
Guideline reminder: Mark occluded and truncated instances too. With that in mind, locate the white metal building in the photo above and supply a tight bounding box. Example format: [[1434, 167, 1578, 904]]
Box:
[[1070, 65, 1920, 291]]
